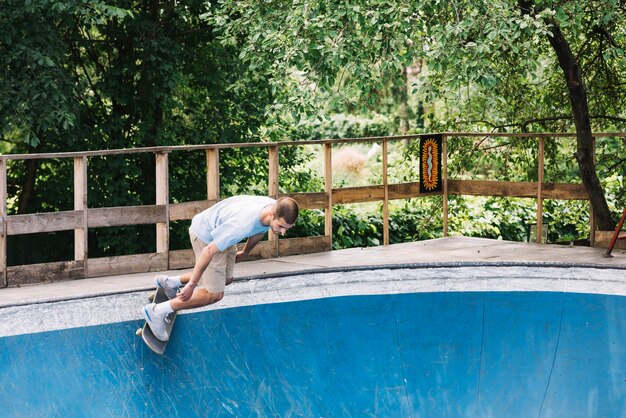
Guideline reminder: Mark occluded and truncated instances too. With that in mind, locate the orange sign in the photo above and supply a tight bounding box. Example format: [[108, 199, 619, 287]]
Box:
[[419, 135, 442, 193]]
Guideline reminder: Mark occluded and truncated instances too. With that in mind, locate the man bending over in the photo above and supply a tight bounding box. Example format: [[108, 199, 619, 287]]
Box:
[[143, 195, 299, 341]]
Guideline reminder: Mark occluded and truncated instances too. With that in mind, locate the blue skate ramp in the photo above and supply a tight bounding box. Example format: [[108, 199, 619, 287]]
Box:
[[1, 266, 626, 417]]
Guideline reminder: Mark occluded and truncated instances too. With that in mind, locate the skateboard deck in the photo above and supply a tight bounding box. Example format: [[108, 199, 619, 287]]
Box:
[[136, 287, 177, 355]]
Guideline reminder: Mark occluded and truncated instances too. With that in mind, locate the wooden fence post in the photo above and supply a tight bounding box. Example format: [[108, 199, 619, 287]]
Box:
[[74, 156, 88, 276], [382, 139, 389, 246], [268, 145, 279, 256], [155, 153, 169, 260], [442, 135, 448, 237], [206, 149, 220, 203], [0, 159, 6, 287], [536, 137, 545, 244], [324, 143, 333, 250]]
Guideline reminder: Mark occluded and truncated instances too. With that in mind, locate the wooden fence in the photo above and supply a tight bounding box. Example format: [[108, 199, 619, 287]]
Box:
[[1, 132, 619, 287]]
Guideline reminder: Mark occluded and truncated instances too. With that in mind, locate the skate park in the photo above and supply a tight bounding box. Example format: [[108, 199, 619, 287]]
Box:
[[6, 1, 626, 415], [2, 132, 626, 417]]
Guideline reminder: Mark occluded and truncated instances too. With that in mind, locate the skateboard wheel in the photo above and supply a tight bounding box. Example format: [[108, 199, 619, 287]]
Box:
[[135, 328, 143, 336]]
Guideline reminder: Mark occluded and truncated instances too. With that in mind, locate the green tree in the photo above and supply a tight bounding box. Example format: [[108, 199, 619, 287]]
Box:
[[1, 0, 307, 261], [209, 0, 626, 230]]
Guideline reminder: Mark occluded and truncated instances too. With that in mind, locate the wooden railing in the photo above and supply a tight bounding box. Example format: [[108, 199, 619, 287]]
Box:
[[1, 132, 620, 287]]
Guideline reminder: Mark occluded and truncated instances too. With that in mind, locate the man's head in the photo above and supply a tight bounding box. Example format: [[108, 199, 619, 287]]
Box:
[[270, 197, 299, 235]]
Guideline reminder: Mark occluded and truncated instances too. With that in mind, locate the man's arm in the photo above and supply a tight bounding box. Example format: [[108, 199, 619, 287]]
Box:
[[179, 241, 220, 301], [235, 232, 265, 263]]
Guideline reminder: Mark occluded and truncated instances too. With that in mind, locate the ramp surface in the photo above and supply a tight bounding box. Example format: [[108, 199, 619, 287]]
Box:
[[1, 266, 626, 417]]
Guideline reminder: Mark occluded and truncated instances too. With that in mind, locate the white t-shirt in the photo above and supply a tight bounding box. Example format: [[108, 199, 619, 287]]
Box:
[[190, 195, 275, 251]]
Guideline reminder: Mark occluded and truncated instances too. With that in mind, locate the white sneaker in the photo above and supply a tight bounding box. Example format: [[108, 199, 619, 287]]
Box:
[[142, 303, 169, 342], [154, 275, 179, 299]]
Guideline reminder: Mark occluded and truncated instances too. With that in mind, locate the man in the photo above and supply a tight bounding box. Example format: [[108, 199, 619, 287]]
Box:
[[142, 195, 299, 341]]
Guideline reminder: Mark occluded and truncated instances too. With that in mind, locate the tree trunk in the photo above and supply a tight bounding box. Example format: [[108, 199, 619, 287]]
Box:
[[17, 159, 38, 214], [545, 23, 613, 231], [519, 0, 614, 231]]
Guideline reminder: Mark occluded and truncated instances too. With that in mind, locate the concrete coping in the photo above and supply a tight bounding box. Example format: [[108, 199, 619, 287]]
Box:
[[1, 236, 625, 309]]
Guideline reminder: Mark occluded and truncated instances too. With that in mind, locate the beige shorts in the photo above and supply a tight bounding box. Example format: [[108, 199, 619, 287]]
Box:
[[189, 229, 237, 293]]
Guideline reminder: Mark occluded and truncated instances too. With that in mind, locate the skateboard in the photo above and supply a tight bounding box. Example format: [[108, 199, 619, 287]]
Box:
[[136, 287, 177, 355]]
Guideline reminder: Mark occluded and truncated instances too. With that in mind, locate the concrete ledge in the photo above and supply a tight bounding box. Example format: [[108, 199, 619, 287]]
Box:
[[2, 236, 626, 308], [3, 264, 626, 338]]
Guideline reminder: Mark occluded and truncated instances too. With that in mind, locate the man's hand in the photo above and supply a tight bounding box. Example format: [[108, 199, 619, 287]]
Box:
[[179, 241, 217, 302], [178, 281, 196, 302], [237, 233, 264, 263]]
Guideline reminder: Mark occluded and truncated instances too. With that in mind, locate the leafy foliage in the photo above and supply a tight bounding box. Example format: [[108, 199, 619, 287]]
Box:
[[295, 113, 393, 140], [5, 0, 626, 264], [2, 0, 313, 262]]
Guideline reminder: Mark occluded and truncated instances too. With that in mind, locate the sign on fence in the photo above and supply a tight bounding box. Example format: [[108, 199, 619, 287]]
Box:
[[419, 134, 443, 194]]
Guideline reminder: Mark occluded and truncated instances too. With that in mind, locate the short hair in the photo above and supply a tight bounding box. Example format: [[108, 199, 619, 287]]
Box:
[[274, 197, 299, 224]]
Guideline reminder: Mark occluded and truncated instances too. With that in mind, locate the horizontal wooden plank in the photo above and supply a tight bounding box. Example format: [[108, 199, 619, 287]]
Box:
[[8, 260, 84, 286], [8, 204, 171, 236], [541, 183, 588, 200], [448, 180, 537, 198], [280, 192, 328, 210], [236, 236, 332, 260], [333, 185, 384, 204], [237, 240, 278, 260], [323, 182, 442, 205], [448, 180, 589, 200], [169, 249, 195, 270], [279, 235, 330, 256], [7, 211, 83, 235], [88, 252, 168, 277], [170, 200, 215, 221], [388, 182, 422, 200], [88, 205, 166, 228]]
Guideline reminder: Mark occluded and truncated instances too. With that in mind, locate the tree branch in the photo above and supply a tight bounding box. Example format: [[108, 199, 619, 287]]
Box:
[[593, 24, 621, 50], [472, 115, 626, 130], [606, 157, 626, 173]]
